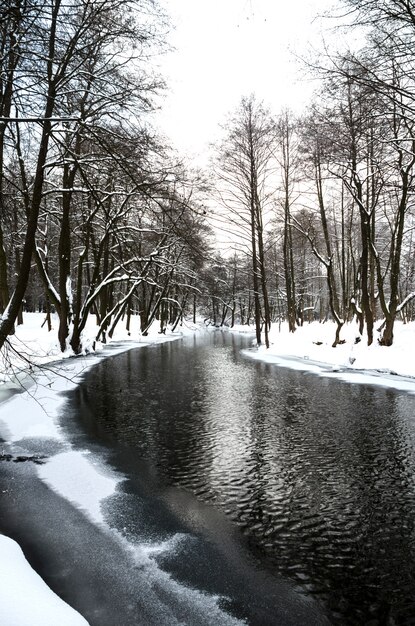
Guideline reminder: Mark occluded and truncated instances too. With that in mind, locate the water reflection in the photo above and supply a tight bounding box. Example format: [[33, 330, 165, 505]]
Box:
[[75, 331, 415, 624]]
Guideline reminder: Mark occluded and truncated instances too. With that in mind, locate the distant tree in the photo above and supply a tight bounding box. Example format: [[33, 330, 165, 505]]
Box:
[[214, 96, 275, 346], [274, 110, 300, 333]]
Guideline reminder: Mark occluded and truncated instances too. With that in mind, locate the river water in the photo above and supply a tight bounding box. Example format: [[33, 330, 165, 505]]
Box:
[[68, 331, 415, 625]]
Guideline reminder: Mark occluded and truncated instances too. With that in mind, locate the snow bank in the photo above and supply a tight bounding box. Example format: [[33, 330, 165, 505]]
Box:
[[0, 534, 88, 626], [0, 312, 199, 385], [233, 320, 415, 391]]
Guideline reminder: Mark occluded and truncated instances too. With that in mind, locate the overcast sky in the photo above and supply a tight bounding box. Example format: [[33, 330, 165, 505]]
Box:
[[155, 0, 341, 161]]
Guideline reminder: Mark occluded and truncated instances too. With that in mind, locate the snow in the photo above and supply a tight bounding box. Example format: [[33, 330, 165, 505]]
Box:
[[1, 312, 415, 624], [0, 534, 88, 626], [234, 319, 415, 393]]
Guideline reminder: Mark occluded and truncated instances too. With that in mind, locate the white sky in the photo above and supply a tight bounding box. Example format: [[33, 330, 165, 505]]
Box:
[[155, 0, 340, 161]]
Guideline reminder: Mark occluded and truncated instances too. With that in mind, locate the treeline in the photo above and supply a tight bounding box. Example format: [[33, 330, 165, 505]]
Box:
[[1, 0, 415, 353], [0, 0, 212, 354], [211, 0, 415, 348]]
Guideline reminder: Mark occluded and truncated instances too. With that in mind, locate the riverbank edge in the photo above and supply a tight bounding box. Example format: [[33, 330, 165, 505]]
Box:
[[0, 324, 199, 626], [227, 320, 415, 394]]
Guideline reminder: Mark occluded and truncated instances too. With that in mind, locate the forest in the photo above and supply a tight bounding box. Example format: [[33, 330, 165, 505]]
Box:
[[1, 0, 415, 353]]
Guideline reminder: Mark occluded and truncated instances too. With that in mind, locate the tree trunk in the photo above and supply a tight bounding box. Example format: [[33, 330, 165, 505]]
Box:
[[58, 164, 74, 351], [0, 227, 9, 315], [0, 0, 62, 349], [0, 109, 55, 347]]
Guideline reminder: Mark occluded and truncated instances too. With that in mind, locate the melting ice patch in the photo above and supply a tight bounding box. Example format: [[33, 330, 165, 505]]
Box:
[[38, 452, 247, 626], [120, 533, 248, 626], [37, 449, 122, 526], [0, 381, 63, 442]]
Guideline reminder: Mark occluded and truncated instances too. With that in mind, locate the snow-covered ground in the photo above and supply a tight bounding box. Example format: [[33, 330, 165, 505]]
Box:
[[234, 319, 415, 393], [1, 313, 415, 625], [0, 533, 89, 626]]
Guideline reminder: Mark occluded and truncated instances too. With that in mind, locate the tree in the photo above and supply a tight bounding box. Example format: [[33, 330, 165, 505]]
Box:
[[214, 96, 275, 346], [0, 0, 34, 313], [335, 0, 415, 345], [0, 0, 168, 351], [274, 111, 300, 333]]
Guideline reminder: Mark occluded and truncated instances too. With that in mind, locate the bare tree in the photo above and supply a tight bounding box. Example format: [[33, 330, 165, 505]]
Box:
[[274, 111, 300, 333], [214, 96, 275, 346], [0, 0, 168, 351]]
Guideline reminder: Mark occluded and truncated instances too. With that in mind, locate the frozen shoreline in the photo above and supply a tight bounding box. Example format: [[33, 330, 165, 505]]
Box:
[[230, 319, 415, 393], [0, 316, 203, 626]]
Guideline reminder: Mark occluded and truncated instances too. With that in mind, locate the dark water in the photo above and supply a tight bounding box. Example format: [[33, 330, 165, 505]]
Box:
[[72, 331, 415, 625]]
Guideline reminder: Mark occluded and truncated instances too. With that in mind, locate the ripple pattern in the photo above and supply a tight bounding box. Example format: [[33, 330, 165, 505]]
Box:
[[76, 332, 415, 625]]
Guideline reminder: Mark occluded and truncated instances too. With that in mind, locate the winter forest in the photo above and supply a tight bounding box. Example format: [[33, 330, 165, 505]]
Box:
[[1, 0, 415, 357]]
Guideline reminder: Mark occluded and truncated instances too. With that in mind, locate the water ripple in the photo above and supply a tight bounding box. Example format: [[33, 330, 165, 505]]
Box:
[[76, 332, 415, 625]]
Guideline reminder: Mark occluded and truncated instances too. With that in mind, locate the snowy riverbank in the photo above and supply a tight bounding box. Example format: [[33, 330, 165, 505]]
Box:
[[234, 319, 415, 393], [2, 313, 415, 390], [0, 314, 204, 626], [1, 314, 415, 624]]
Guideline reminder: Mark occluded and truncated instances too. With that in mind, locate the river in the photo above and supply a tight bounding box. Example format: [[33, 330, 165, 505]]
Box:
[[63, 330, 415, 625]]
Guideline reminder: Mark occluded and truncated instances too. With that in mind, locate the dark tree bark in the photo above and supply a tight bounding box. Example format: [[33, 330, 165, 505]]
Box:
[[278, 113, 297, 333], [215, 96, 274, 345]]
